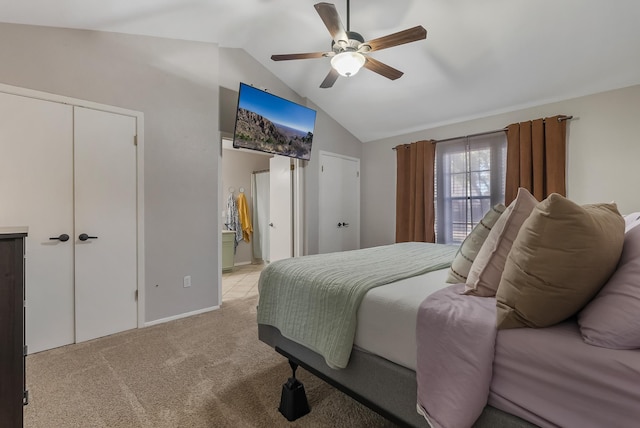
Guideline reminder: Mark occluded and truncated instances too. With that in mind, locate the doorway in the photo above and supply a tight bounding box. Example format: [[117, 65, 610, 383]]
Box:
[[221, 139, 304, 268]]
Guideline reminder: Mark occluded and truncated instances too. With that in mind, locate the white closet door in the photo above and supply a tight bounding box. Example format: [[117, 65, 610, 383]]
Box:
[[73, 106, 138, 343], [0, 92, 75, 353], [318, 152, 360, 254]]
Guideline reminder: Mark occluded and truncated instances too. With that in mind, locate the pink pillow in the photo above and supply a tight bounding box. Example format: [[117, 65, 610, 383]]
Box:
[[465, 188, 537, 297], [578, 224, 640, 349]]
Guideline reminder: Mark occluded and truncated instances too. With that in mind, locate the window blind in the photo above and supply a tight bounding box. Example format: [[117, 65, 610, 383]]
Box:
[[435, 132, 506, 244]]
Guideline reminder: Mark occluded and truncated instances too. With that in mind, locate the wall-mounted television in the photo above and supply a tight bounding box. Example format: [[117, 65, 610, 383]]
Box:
[[232, 82, 317, 161]]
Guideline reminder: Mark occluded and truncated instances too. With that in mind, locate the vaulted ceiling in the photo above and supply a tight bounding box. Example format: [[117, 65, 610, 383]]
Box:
[[2, 0, 640, 142]]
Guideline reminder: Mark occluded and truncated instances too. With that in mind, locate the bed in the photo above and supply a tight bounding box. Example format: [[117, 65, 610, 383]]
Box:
[[257, 195, 640, 428], [258, 267, 538, 427]]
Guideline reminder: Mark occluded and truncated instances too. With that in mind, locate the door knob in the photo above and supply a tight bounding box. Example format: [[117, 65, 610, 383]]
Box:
[[337, 222, 343, 227], [342, 222, 350, 228], [269, 223, 274, 227], [49, 234, 70, 242], [78, 233, 98, 241]]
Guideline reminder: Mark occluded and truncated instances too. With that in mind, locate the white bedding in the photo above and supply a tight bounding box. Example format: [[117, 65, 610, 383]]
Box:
[[354, 268, 450, 370]]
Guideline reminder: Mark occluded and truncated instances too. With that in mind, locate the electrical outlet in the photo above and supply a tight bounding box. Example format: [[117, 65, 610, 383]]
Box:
[[183, 275, 191, 288]]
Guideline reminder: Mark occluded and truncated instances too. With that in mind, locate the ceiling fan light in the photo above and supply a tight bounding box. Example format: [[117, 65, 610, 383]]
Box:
[[331, 51, 366, 77]]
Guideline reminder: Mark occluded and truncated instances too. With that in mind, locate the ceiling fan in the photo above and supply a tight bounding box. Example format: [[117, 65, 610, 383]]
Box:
[[271, 1, 427, 88]]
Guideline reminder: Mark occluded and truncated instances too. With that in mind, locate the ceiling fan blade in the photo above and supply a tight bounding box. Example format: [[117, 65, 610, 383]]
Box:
[[314, 2, 349, 45], [320, 68, 340, 88], [363, 56, 404, 80], [361, 26, 427, 52], [271, 52, 329, 61]]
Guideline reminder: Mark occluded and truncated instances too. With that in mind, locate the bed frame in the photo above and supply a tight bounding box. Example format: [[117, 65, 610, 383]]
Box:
[[259, 324, 537, 428]]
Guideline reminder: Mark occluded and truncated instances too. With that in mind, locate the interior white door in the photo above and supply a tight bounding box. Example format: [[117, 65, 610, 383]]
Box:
[[339, 156, 360, 251], [269, 155, 292, 262], [319, 154, 343, 253], [252, 171, 270, 262], [318, 152, 360, 254], [73, 106, 138, 343], [0, 92, 76, 353]]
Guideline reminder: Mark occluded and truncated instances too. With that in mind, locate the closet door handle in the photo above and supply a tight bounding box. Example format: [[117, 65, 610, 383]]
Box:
[[78, 233, 98, 241], [49, 234, 70, 242], [269, 223, 274, 227]]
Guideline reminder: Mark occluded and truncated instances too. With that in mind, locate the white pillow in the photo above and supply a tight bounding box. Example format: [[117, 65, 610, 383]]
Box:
[[465, 188, 538, 297], [624, 212, 640, 233]]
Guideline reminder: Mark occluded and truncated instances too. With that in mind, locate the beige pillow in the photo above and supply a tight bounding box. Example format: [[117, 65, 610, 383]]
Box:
[[465, 188, 538, 296], [496, 194, 624, 329], [446, 204, 506, 283]]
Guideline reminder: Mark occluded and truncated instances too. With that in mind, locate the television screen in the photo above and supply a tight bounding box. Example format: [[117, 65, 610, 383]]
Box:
[[232, 82, 317, 161]]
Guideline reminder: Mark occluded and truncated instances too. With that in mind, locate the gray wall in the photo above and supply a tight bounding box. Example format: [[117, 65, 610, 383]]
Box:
[[0, 29, 362, 325], [9, 23, 632, 324], [362, 84, 640, 248], [218, 48, 362, 255], [221, 147, 270, 265], [0, 23, 220, 322]]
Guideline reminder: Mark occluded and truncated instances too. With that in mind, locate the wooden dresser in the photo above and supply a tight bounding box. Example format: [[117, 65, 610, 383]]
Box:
[[0, 227, 28, 427]]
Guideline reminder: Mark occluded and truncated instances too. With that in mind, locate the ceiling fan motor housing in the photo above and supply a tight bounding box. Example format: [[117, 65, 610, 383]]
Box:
[[331, 31, 368, 53]]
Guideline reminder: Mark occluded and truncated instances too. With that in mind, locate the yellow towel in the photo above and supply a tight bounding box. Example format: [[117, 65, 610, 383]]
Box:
[[237, 193, 253, 242]]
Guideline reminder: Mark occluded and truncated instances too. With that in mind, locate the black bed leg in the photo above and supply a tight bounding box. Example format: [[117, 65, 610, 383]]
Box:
[[278, 360, 310, 421]]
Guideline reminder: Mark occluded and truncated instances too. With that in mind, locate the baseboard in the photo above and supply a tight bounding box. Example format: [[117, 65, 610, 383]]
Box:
[[234, 261, 252, 266], [144, 305, 220, 327]]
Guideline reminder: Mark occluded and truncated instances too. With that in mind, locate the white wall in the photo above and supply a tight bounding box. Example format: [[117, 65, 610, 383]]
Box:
[[362, 84, 640, 248], [0, 23, 220, 322], [218, 48, 362, 255]]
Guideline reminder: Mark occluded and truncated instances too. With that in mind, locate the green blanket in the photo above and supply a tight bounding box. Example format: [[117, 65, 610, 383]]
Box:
[[257, 242, 458, 369]]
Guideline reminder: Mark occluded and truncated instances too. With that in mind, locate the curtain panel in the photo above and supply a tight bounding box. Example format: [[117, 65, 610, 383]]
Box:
[[395, 140, 436, 243], [505, 115, 567, 205]]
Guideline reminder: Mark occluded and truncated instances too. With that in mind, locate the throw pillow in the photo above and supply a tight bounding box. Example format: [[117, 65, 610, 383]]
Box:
[[624, 212, 640, 233], [578, 224, 640, 349], [496, 194, 624, 329], [446, 204, 506, 284], [465, 188, 538, 297]]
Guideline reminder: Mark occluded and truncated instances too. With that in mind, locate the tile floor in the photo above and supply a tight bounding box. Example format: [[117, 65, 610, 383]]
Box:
[[222, 262, 264, 301]]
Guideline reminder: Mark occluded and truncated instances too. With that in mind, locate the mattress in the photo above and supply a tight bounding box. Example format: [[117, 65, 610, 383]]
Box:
[[355, 271, 640, 427], [490, 321, 640, 428], [354, 267, 450, 371]]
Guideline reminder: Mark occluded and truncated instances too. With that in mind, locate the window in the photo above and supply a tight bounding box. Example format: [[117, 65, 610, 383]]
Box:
[[435, 133, 506, 244]]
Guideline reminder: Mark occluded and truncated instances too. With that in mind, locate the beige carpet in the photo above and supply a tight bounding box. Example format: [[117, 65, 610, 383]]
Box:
[[24, 295, 395, 427]]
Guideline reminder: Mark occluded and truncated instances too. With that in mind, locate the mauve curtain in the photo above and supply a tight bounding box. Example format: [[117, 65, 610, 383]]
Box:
[[395, 140, 436, 243], [505, 115, 567, 205]]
